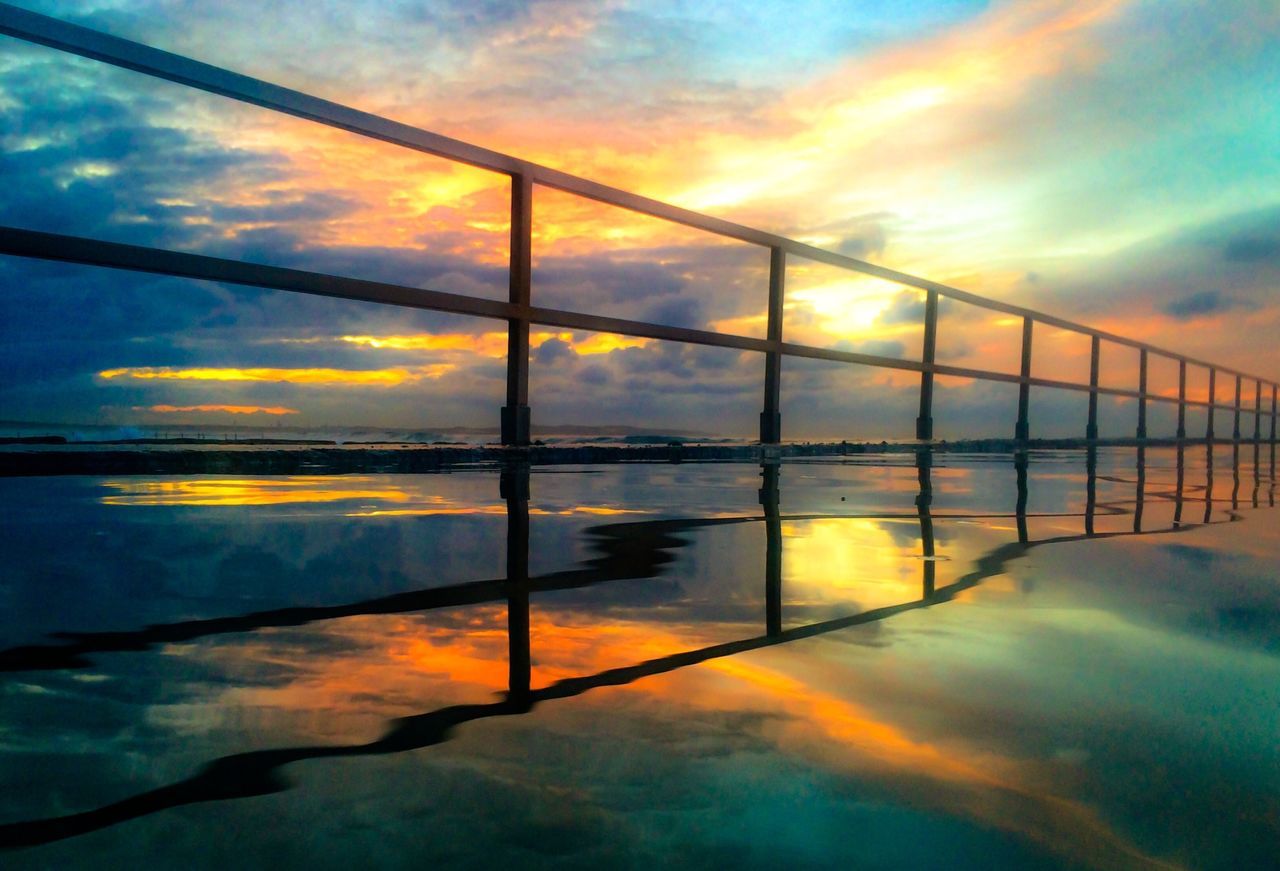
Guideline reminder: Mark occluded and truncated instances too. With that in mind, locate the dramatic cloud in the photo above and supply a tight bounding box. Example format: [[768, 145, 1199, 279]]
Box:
[[2, 0, 1278, 437]]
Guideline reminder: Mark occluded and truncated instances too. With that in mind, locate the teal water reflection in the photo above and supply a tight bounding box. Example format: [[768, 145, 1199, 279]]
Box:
[[0, 445, 1277, 869]]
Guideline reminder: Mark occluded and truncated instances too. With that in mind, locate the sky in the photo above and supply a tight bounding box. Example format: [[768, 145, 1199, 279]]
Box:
[[1, 0, 1278, 439]]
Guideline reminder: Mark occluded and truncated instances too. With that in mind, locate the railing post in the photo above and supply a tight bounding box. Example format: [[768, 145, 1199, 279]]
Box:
[[1232, 374, 1242, 441], [1253, 381, 1262, 444], [1176, 359, 1187, 439], [1014, 451, 1029, 544], [1085, 446, 1097, 536], [760, 247, 785, 444], [916, 290, 938, 441], [1015, 317, 1033, 442], [501, 173, 533, 447], [1270, 384, 1276, 486], [1134, 445, 1145, 534], [760, 462, 782, 636], [1271, 384, 1277, 443], [1206, 368, 1216, 441], [1087, 335, 1100, 440], [1204, 442, 1215, 523], [1174, 443, 1185, 526], [916, 450, 935, 597], [501, 463, 531, 701], [1136, 349, 1148, 440]]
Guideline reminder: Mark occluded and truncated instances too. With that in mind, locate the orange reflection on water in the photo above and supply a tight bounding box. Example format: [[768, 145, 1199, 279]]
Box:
[[100, 477, 414, 507], [200, 610, 514, 743], [695, 654, 1177, 871]]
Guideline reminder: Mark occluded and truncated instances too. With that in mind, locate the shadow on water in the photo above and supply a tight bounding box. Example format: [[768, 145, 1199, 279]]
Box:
[[0, 444, 1274, 849]]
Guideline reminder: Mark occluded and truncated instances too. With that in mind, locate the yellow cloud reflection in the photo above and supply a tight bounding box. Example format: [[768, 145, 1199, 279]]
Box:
[[98, 365, 455, 386], [782, 518, 927, 611], [100, 477, 413, 507]]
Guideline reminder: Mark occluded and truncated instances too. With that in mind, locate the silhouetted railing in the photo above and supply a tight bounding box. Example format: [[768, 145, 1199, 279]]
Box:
[[1, 3, 1277, 445]]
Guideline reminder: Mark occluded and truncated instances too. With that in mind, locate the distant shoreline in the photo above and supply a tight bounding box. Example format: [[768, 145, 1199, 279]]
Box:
[[0, 437, 1233, 477]]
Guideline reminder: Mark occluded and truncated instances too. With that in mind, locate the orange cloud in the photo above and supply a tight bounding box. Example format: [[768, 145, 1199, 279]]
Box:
[[337, 331, 648, 357], [98, 365, 455, 386], [138, 404, 299, 415]]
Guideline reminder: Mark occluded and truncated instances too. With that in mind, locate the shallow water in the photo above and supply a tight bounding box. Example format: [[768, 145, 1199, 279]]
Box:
[[1, 445, 1277, 869]]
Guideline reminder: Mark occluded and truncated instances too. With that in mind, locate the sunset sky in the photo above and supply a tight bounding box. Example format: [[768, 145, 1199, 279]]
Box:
[[1, 0, 1277, 439]]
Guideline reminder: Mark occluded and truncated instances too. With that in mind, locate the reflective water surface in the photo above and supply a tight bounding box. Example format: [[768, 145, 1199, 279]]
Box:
[[1, 445, 1278, 869]]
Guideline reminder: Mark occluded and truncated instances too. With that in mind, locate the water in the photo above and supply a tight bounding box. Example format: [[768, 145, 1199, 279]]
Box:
[[1, 445, 1277, 869]]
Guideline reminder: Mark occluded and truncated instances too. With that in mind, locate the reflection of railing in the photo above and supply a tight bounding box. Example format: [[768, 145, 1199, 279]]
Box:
[[1, 447, 1274, 847], [2, 3, 1278, 445]]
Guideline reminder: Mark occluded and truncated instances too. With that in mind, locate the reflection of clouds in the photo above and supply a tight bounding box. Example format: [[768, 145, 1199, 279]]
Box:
[[3, 452, 1278, 863], [782, 518, 923, 612], [100, 477, 415, 507]]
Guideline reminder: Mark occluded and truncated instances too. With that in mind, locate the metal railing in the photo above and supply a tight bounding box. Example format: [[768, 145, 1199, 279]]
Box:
[[1, 2, 1276, 446]]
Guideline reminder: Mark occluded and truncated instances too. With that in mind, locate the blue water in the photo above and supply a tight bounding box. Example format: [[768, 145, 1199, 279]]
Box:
[[1, 445, 1277, 869]]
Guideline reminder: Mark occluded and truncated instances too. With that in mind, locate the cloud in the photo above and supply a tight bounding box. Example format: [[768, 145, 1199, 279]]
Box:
[[1223, 234, 1280, 264], [98, 365, 455, 386], [1160, 291, 1250, 321], [138, 404, 300, 415]]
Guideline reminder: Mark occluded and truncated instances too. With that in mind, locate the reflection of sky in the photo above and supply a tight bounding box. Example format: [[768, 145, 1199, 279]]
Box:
[[2, 1, 1278, 437], [1, 449, 1277, 867]]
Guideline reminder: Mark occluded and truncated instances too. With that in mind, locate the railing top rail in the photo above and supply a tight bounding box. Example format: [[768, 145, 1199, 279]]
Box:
[[0, 2, 1274, 388]]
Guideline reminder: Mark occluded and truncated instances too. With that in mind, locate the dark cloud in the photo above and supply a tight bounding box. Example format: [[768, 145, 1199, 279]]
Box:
[[641, 295, 702, 328], [876, 290, 927, 325], [1223, 234, 1280, 264], [534, 257, 685, 305], [1160, 290, 1249, 320], [578, 364, 609, 386], [535, 337, 572, 364]]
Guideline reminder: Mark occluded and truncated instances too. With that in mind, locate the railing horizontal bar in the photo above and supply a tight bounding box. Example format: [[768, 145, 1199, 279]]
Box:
[[0, 226, 515, 318], [1, 2, 1273, 389], [3, 227, 1272, 410], [0, 223, 1269, 418]]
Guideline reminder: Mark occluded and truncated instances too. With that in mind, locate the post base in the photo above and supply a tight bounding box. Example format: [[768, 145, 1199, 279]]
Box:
[[759, 411, 781, 445], [501, 405, 531, 446]]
